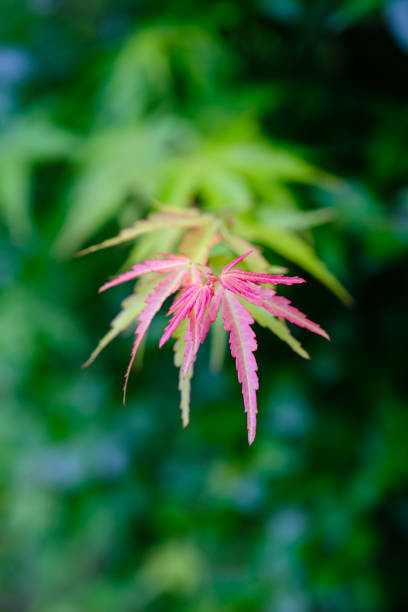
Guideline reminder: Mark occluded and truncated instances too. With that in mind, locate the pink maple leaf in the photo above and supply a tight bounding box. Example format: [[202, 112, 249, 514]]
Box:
[[221, 289, 259, 445], [96, 250, 329, 444], [99, 253, 202, 293], [98, 254, 210, 402]]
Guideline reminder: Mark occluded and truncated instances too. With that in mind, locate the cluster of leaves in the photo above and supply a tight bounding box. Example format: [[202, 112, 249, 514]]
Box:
[[2, 0, 408, 610], [82, 206, 330, 444], [67, 31, 353, 426], [0, 17, 353, 303]]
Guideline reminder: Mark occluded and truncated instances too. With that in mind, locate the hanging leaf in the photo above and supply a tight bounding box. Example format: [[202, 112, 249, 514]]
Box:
[[173, 320, 193, 428], [122, 269, 187, 401], [93, 250, 328, 443], [221, 289, 259, 444]]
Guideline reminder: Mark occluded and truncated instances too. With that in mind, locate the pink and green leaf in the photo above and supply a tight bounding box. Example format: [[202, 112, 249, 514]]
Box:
[[83, 278, 159, 368], [99, 254, 191, 292], [221, 289, 259, 445], [77, 209, 207, 256], [261, 293, 330, 340], [241, 299, 310, 360], [89, 243, 331, 445], [173, 320, 193, 428], [181, 284, 214, 376], [123, 269, 186, 401]]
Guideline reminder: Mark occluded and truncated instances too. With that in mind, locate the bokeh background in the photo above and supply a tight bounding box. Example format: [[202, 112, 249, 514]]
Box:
[[1, 1, 408, 611]]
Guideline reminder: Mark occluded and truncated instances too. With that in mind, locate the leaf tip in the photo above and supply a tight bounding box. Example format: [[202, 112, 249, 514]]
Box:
[[158, 336, 166, 349], [248, 429, 256, 445], [123, 375, 130, 405]]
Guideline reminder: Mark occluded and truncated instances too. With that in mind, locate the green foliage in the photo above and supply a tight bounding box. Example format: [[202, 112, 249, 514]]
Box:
[[79, 204, 328, 375], [1, 0, 408, 610], [239, 221, 353, 303], [0, 114, 76, 240], [28, 11, 349, 310]]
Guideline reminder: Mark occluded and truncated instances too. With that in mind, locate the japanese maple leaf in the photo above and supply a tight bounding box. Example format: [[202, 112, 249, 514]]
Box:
[[216, 251, 329, 341], [99, 254, 211, 401], [98, 250, 328, 445], [159, 251, 329, 444]]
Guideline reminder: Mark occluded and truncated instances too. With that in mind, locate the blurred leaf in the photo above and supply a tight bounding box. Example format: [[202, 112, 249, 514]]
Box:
[[55, 118, 193, 255], [258, 207, 336, 231], [0, 114, 77, 160], [0, 156, 31, 240], [157, 115, 338, 213], [219, 224, 287, 273], [0, 115, 76, 239], [74, 207, 207, 257], [121, 228, 183, 269], [240, 222, 352, 304], [98, 23, 229, 125], [98, 25, 174, 124], [178, 218, 220, 263], [209, 140, 330, 185]]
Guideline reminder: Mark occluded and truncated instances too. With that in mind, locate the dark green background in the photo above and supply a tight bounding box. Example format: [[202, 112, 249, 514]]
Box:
[[1, 1, 408, 610]]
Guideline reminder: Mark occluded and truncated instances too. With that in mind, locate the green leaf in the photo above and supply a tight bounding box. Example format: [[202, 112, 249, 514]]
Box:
[[160, 157, 254, 213], [258, 207, 336, 231], [208, 138, 339, 190], [98, 26, 173, 124], [121, 228, 182, 270], [75, 208, 207, 257], [240, 222, 352, 304], [54, 118, 191, 255], [200, 163, 253, 212], [178, 218, 220, 264], [173, 320, 193, 428], [98, 23, 227, 125], [219, 224, 287, 273], [1, 114, 77, 160], [242, 300, 310, 360], [159, 159, 201, 206], [0, 157, 32, 240], [0, 114, 76, 240]]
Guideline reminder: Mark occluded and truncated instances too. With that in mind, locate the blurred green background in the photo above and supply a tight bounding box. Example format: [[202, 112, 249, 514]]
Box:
[[1, 1, 408, 610]]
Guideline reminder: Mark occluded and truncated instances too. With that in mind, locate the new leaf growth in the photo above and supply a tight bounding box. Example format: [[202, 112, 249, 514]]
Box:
[[97, 251, 329, 445]]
